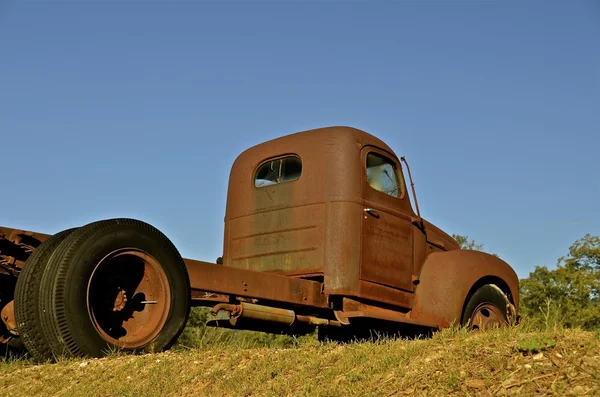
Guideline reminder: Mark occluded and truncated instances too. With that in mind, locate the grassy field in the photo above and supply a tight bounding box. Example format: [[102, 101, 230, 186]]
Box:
[[0, 322, 598, 396]]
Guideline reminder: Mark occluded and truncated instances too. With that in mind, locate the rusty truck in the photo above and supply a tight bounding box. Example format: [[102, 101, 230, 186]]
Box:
[[0, 126, 519, 360]]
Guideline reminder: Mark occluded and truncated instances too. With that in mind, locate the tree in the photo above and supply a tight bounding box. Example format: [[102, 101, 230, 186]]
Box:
[[452, 234, 500, 258], [452, 234, 484, 251], [519, 234, 600, 330], [452, 234, 499, 258]]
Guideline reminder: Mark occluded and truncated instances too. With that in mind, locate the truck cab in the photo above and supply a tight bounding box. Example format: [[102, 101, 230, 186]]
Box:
[[222, 126, 460, 312]]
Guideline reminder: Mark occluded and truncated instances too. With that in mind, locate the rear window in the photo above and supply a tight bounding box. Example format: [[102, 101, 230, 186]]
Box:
[[255, 155, 302, 187]]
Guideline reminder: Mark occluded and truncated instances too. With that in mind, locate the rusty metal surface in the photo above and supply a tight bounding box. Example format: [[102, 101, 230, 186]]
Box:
[[210, 302, 341, 329], [337, 297, 439, 329], [185, 258, 328, 308], [223, 127, 402, 292], [323, 201, 362, 295], [220, 125, 517, 327], [87, 249, 171, 348], [331, 280, 414, 311], [221, 126, 420, 302], [0, 227, 49, 344], [1, 300, 17, 334], [360, 206, 414, 292], [422, 220, 460, 252], [295, 315, 341, 327], [190, 291, 229, 305], [227, 203, 326, 275], [0, 227, 49, 276], [411, 249, 520, 328], [360, 147, 415, 292], [237, 303, 295, 325], [211, 303, 241, 316], [0, 227, 51, 245], [400, 156, 423, 228], [468, 303, 506, 331], [220, 126, 462, 306], [356, 280, 413, 309], [215, 302, 297, 326]]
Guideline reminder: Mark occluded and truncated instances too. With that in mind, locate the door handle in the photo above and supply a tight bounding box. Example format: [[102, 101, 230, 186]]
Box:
[[363, 208, 380, 219]]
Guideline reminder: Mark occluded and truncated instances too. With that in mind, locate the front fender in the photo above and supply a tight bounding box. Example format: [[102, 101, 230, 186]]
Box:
[[411, 250, 519, 328]]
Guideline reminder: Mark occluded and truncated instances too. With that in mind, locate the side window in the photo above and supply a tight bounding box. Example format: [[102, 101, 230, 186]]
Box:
[[255, 155, 302, 188], [366, 152, 401, 198]]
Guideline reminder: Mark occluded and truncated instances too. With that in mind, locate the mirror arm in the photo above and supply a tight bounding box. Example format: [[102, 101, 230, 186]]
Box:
[[400, 156, 424, 232]]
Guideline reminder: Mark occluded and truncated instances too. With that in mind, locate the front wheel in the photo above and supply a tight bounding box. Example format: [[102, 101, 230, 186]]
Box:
[[38, 218, 190, 358], [461, 284, 510, 331]]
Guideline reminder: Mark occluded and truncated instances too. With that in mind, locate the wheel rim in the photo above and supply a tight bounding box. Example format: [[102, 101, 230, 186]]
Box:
[[86, 248, 171, 348], [468, 303, 505, 331]]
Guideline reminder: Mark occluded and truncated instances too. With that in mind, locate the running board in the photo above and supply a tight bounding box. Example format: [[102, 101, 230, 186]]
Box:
[[334, 298, 440, 329]]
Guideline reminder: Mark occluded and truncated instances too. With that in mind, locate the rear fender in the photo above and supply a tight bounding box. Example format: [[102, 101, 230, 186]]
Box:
[[411, 250, 519, 328]]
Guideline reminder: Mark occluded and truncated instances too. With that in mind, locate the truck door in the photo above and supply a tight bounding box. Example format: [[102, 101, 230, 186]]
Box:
[[360, 147, 415, 292]]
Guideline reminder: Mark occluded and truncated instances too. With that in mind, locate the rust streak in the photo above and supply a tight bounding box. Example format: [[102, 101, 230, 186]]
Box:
[[232, 225, 317, 240], [228, 201, 326, 219], [231, 246, 318, 260]]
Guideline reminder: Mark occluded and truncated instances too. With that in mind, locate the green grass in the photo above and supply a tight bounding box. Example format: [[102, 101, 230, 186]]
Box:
[[516, 335, 557, 354], [0, 321, 598, 396]]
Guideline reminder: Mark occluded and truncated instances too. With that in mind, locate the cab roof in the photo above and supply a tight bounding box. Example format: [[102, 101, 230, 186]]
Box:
[[225, 126, 404, 221], [236, 126, 398, 165]]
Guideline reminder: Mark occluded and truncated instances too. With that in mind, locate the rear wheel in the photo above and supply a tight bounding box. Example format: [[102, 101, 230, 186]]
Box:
[[38, 219, 190, 358], [14, 229, 76, 361], [461, 284, 509, 331]]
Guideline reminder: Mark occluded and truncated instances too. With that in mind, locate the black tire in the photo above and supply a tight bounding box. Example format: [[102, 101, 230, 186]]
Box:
[[38, 218, 190, 358], [14, 229, 76, 361], [461, 284, 509, 329]]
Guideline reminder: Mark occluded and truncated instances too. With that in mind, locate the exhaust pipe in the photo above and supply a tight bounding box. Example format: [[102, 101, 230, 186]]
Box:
[[211, 302, 340, 327]]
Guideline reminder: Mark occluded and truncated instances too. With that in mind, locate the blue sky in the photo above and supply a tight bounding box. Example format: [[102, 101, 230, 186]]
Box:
[[1, 1, 598, 278]]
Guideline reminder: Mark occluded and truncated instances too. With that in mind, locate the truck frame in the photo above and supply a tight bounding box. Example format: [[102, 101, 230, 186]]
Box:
[[0, 126, 519, 360]]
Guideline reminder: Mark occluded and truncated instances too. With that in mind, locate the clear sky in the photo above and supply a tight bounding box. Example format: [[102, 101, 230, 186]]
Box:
[[1, 1, 598, 278]]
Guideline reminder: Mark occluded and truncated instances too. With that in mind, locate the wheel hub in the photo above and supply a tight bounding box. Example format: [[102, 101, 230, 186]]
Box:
[[87, 249, 170, 348], [112, 289, 128, 312], [469, 303, 505, 331]]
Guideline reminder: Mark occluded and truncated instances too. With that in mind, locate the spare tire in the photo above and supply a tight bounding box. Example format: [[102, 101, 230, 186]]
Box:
[[14, 228, 76, 361], [38, 218, 190, 358]]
